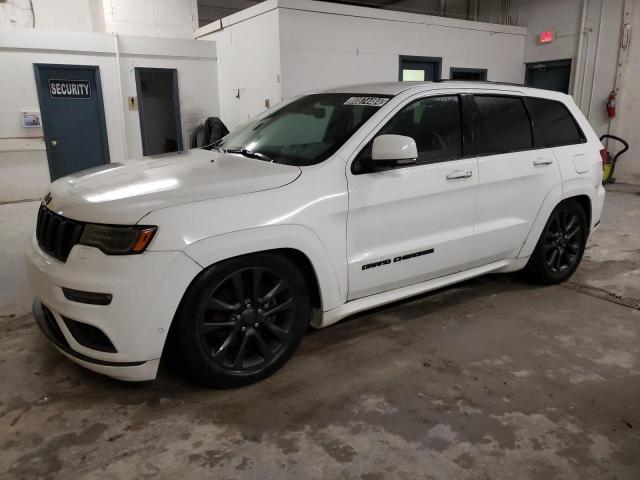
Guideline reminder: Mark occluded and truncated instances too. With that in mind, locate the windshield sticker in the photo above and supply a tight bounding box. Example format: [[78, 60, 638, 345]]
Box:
[[343, 97, 389, 107]]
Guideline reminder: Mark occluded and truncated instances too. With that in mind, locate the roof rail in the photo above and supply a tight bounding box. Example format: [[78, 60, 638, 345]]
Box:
[[436, 79, 526, 87]]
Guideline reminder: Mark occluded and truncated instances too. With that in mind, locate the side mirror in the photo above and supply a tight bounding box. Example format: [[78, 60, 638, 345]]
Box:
[[371, 135, 418, 165]]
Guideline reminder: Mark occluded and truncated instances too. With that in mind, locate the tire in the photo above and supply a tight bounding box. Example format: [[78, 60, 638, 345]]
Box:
[[524, 199, 588, 285], [176, 253, 310, 388]]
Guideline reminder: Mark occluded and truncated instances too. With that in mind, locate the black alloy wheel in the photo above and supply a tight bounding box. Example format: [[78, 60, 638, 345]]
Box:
[[199, 267, 295, 372], [525, 199, 588, 284], [176, 253, 310, 388], [542, 208, 583, 274]]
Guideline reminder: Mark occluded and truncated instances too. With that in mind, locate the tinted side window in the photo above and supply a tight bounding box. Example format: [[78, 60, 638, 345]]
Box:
[[473, 96, 532, 155], [526, 98, 584, 147], [379, 95, 462, 164]]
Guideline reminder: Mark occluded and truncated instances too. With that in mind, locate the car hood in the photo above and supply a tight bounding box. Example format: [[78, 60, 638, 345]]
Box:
[[45, 149, 302, 224]]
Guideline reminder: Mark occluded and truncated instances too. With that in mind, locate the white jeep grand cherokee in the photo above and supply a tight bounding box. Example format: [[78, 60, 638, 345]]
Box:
[[26, 81, 606, 387]]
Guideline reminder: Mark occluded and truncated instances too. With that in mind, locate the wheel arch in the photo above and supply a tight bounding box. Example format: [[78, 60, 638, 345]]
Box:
[[518, 184, 594, 259], [176, 247, 323, 310], [160, 246, 326, 364], [572, 194, 592, 228], [157, 226, 344, 362], [182, 225, 343, 312], [164, 247, 320, 387]]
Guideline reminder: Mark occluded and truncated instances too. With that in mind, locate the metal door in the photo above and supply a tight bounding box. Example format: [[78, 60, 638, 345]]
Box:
[[525, 59, 572, 93], [135, 67, 183, 156], [34, 64, 110, 180]]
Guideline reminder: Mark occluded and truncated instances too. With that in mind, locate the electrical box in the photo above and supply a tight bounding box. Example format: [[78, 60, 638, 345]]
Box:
[[128, 96, 138, 111]]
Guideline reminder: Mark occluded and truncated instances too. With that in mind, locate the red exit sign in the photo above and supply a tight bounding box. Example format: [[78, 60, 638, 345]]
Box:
[[539, 30, 555, 44]]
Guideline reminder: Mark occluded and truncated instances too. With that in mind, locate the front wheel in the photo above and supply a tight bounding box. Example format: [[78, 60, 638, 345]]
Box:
[[176, 253, 310, 388], [524, 199, 588, 284]]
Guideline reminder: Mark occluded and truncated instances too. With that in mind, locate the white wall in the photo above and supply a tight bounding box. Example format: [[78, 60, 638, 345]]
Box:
[[0, 0, 34, 28], [197, 1, 282, 130], [0, 0, 101, 30], [277, 0, 526, 99], [515, 0, 623, 138], [482, 0, 640, 184], [612, 2, 640, 184], [116, 37, 220, 159], [0, 46, 124, 202], [0, 28, 219, 202], [196, 0, 526, 130], [103, 0, 198, 39], [1, 0, 196, 38]]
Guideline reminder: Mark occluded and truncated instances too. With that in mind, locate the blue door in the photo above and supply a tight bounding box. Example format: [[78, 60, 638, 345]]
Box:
[[34, 64, 110, 180], [525, 59, 572, 94]]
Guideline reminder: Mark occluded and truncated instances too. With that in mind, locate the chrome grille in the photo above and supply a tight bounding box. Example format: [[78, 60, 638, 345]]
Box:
[[36, 205, 85, 262]]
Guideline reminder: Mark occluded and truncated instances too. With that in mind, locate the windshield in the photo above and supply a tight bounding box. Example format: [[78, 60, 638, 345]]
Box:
[[213, 94, 391, 166]]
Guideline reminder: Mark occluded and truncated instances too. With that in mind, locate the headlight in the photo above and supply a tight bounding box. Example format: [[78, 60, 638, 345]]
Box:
[[79, 224, 157, 255]]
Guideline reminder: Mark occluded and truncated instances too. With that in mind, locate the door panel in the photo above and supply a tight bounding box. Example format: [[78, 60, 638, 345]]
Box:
[[347, 159, 478, 299], [34, 65, 109, 180], [346, 93, 477, 300], [468, 93, 562, 266], [470, 149, 560, 266]]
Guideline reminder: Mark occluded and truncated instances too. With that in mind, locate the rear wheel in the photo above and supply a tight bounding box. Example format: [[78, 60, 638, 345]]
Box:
[[176, 253, 310, 388], [525, 199, 588, 284]]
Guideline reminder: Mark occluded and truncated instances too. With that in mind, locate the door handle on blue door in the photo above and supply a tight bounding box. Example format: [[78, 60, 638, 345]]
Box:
[[446, 169, 473, 180], [533, 158, 553, 166]]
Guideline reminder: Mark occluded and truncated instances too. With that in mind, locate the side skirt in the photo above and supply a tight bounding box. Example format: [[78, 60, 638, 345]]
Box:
[[313, 258, 528, 328]]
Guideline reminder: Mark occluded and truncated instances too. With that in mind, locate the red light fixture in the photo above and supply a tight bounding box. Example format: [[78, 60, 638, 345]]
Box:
[[539, 30, 555, 44]]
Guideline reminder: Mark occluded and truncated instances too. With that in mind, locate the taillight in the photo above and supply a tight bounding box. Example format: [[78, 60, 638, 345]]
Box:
[[599, 148, 608, 169]]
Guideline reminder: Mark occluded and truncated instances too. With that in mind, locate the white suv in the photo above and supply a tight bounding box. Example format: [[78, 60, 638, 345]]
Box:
[[26, 81, 606, 387]]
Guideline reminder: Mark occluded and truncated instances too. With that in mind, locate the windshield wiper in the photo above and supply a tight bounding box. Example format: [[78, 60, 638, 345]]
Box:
[[226, 149, 273, 162]]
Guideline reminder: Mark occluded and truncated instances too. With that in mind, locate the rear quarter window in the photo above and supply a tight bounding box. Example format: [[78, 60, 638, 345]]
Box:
[[525, 97, 585, 147]]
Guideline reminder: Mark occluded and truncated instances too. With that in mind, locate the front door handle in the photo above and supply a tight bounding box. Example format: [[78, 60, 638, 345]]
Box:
[[446, 169, 473, 180], [533, 158, 553, 166]]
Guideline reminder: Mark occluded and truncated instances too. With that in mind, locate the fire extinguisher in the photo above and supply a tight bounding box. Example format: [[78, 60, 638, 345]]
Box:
[[607, 91, 616, 118]]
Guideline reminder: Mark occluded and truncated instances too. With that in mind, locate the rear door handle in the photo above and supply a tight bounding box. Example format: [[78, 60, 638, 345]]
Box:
[[446, 169, 473, 180], [533, 158, 553, 166]]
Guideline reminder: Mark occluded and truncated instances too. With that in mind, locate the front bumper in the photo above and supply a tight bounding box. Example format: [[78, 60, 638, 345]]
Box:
[[32, 299, 160, 381], [26, 234, 201, 382]]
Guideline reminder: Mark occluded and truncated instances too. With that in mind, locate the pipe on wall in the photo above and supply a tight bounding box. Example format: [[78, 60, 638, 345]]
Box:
[[609, 0, 633, 138], [572, 0, 589, 102], [587, 0, 605, 119], [113, 33, 128, 160], [578, 30, 590, 110]]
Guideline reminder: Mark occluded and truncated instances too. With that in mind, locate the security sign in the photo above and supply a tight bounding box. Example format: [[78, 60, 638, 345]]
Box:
[[48, 79, 92, 99]]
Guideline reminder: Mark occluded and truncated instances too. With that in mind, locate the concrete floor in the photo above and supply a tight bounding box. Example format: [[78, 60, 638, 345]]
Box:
[[1, 186, 639, 480]]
